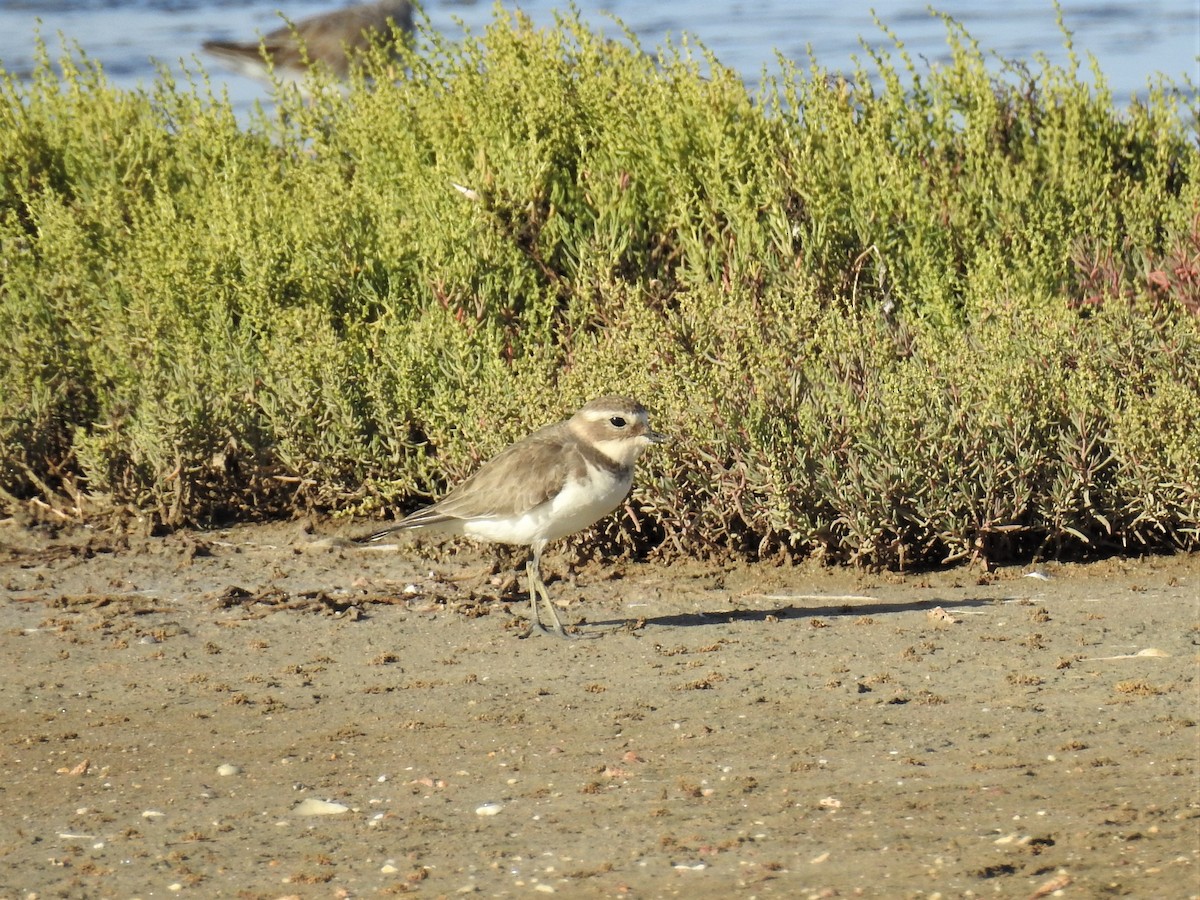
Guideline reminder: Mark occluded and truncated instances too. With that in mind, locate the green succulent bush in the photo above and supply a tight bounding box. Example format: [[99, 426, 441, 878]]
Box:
[[1, 5, 1196, 566]]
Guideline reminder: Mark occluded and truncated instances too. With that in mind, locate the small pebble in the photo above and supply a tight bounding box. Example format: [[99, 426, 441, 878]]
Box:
[[475, 802, 503, 817], [217, 764, 241, 777], [141, 810, 166, 819]]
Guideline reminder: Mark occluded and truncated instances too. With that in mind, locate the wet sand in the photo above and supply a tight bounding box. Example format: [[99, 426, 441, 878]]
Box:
[[2, 520, 1197, 898]]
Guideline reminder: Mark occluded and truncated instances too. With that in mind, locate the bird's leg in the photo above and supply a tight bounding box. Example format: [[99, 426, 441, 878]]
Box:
[[523, 556, 545, 635], [520, 544, 570, 638]]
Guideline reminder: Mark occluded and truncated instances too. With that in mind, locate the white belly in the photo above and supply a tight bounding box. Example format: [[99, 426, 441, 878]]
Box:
[[462, 467, 632, 546]]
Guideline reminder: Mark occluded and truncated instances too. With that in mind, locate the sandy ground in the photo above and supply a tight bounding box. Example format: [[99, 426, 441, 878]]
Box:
[[1, 519, 1197, 899]]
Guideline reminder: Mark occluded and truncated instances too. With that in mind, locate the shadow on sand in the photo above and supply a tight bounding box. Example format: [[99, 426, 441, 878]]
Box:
[[585, 595, 999, 630]]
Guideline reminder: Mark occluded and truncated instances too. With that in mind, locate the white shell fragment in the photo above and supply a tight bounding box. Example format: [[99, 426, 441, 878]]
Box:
[[927, 606, 961, 624], [474, 802, 503, 816], [216, 764, 241, 776], [294, 798, 351, 816], [1088, 648, 1171, 661]]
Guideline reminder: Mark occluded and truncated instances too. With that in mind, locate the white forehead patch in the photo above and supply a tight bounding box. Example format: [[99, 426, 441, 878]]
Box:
[[582, 407, 646, 425]]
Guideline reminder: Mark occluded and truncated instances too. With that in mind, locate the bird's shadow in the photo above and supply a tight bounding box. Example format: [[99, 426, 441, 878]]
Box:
[[584, 595, 998, 630]]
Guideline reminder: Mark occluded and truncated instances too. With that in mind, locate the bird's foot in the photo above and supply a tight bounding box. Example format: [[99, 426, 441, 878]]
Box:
[[516, 620, 577, 640]]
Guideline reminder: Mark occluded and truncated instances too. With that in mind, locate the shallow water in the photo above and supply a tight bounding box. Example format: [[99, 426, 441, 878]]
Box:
[[0, 0, 1195, 115]]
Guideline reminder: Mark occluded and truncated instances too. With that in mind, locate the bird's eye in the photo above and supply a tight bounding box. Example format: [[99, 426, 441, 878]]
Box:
[[609, 416, 627, 428]]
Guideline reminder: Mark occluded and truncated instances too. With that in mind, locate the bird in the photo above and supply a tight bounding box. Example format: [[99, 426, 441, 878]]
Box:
[[358, 397, 667, 637], [201, 1, 414, 86]]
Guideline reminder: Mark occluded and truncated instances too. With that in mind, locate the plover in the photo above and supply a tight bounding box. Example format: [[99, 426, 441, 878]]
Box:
[[359, 396, 667, 636], [201, 0, 414, 85]]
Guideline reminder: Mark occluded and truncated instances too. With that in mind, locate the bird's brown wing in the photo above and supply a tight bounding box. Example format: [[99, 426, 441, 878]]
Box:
[[204, 3, 410, 76], [401, 426, 584, 527], [262, 3, 409, 74]]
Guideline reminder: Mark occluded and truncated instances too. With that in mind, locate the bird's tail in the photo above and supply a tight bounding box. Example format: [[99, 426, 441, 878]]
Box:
[[355, 526, 404, 544]]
